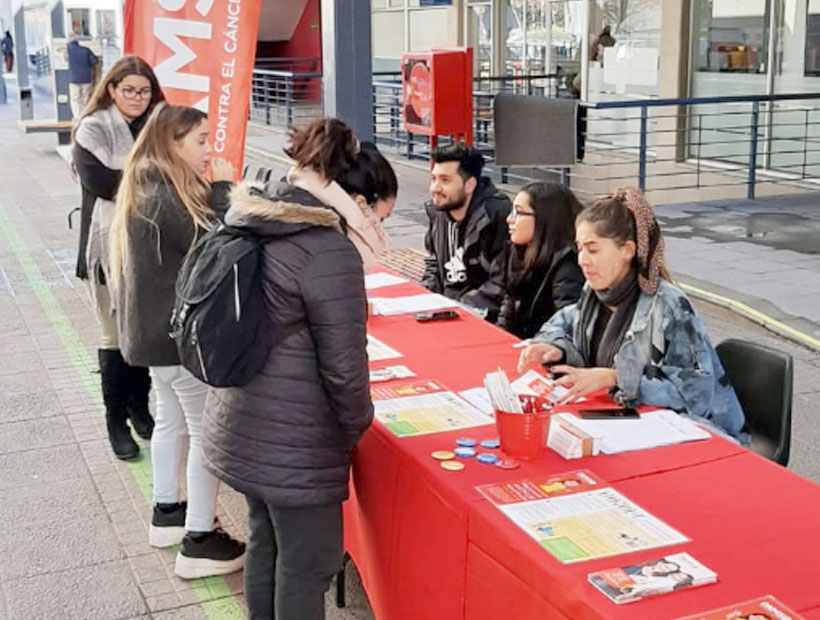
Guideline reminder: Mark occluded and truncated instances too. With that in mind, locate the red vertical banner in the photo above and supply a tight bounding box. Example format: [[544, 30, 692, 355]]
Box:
[[123, 0, 263, 179]]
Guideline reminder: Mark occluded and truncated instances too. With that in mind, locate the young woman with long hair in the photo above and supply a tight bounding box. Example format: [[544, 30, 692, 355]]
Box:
[[518, 188, 747, 442], [72, 55, 164, 460], [109, 104, 245, 579], [497, 182, 584, 339]]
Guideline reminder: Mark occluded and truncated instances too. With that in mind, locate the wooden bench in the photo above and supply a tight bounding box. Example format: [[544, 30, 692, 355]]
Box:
[[17, 119, 73, 134]]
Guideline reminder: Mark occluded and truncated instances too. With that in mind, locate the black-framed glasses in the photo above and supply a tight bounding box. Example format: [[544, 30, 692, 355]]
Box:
[[118, 86, 153, 100], [511, 206, 535, 218]]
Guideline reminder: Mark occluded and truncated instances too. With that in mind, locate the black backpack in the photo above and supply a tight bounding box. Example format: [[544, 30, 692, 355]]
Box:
[[170, 224, 272, 387]]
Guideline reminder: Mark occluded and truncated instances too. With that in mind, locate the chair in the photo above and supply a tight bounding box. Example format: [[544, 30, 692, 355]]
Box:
[[715, 338, 793, 466]]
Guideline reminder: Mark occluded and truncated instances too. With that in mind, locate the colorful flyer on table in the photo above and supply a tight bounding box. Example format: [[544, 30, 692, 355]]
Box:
[[371, 379, 446, 401], [372, 380, 494, 438], [588, 552, 717, 604], [476, 470, 604, 505], [511, 369, 574, 403], [366, 335, 403, 362], [673, 595, 805, 620], [476, 476, 689, 564]]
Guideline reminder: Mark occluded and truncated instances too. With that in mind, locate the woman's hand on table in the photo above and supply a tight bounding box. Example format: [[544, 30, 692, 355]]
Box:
[[517, 343, 563, 374], [551, 366, 617, 404]]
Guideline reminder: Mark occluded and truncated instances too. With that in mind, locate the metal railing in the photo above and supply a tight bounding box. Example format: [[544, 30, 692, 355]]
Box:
[[250, 67, 323, 129], [573, 94, 820, 199], [248, 62, 820, 200], [373, 83, 820, 200]]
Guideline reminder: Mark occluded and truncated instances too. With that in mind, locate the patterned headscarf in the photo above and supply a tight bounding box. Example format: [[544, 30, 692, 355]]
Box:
[[613, 187, 664, 295]]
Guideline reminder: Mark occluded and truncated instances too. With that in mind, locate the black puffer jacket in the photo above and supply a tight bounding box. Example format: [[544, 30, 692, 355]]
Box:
[[421, 176, 511, 322], [202, 183, 374, 508], [497, 245, 584, 340]]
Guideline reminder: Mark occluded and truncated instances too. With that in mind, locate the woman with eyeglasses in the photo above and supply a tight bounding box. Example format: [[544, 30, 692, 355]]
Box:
[[72, 56, 164, 460], [496, 182, 584, 339]]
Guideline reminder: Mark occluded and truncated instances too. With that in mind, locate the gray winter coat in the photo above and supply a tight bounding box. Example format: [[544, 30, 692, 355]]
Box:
[[202, 183, 374, 507], [115, 174, 231, 367]]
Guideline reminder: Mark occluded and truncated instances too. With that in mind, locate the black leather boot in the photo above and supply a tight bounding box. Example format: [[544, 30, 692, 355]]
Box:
[[126, 365, 154, 440], [99, 349, 139, 460]]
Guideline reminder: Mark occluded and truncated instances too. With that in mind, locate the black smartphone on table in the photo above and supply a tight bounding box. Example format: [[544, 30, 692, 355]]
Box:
[[578, 408, 640, 419], [414, 310, 460, 322]]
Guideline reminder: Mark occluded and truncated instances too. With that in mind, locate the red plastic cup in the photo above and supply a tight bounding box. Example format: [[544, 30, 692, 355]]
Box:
[[495, 410, 550, 460]]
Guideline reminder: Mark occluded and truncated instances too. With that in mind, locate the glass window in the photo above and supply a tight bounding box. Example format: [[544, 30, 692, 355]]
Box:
[[467, 4, 492, 78], [692, 0, 769, 73], [67, 8, 91, 36], [806, 0, 820, 75]]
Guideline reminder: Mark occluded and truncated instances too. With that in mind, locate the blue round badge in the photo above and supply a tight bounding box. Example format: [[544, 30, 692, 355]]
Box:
[[477, 453, 500, 465], [480, 438, 500, 449], [455, 438, 478, 447], [454, 447, 476, 458]]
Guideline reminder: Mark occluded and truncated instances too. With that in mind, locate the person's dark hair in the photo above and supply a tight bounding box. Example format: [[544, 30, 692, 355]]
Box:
[[284, 117, 359, 182], [576, 194, 673, 282], [430, 144, 485, 181], [507, 182, 582, 294], [337, 142, 398, 205], [78, 55, 164, 123]]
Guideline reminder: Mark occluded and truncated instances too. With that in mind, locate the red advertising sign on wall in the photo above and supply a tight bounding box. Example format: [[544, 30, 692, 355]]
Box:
[[124, 0, 262, 178]]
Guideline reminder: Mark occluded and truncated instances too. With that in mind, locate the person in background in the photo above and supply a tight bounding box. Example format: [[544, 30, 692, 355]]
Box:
[[590, 25, 616, 62], [67, 32, 99, 119], [497, 182, 584, 339], [1, 30, 13, 73], [517, 187, 747, 442], [337, 141, 399, 222], [72, 55, 164, 460], [281, 118, 388, 273], [422, 144, 512, 321], [109, 104, 245, 579], [202, 130, 374, 619]]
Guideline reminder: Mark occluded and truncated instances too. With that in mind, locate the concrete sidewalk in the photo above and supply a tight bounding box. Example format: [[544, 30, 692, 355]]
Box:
[[1, 102, 819, 620]]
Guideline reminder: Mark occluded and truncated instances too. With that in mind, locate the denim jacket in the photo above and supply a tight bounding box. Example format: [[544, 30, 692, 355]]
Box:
[[534, 279, 747, 441]]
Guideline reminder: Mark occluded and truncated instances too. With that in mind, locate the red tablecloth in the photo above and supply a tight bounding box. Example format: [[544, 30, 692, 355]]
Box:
[[466, 452, 820, 619], [346, 273, 818, 620]]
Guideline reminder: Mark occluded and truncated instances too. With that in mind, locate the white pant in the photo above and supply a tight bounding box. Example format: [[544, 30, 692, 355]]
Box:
[[69, 82, 92, 119], [150, 365, 219, 532]]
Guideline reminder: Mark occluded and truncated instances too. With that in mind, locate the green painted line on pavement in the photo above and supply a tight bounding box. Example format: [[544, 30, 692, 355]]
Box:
[[0, 203, 245, 620]]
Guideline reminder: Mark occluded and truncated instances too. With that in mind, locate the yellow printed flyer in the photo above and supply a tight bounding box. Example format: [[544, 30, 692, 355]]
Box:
[[477, 475, 689, 564], [371, 380, 494, 438]]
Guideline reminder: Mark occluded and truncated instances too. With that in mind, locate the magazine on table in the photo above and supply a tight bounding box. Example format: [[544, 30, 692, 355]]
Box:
[[672, 595, 805, 620], [588, 552, 717, 604]]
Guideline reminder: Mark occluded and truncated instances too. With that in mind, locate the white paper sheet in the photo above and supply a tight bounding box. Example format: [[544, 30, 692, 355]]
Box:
[[567, 409, 711, 455], [458, 387, 496, 416], [364, 273, 409, 290], [369, 293, 460, 316], [366, 335, 403, 361]]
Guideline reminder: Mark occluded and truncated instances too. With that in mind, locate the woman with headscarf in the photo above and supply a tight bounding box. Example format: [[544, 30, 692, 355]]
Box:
[[517, 188, 747, 442]]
